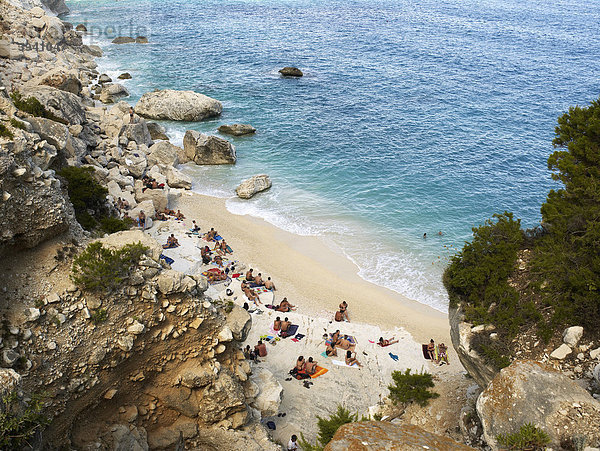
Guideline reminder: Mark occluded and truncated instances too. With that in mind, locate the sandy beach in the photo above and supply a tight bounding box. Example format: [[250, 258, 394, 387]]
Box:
[[170, 190, 451, 345], [145, 189, 467, 445]]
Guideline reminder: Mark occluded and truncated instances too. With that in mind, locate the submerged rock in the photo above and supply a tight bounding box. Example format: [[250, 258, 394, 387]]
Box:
[[112, 36, 135, 44], [218, 124, 256, 136], [279, 66, 303, 77], [118, 72, 132, 80], [135, 89, 222, 122], [182, 131, 236, 165], [75, 23, 87, 32], [235, 174, 271, 199], [135, 36, 148, 44], [476, 360, 600, 450]]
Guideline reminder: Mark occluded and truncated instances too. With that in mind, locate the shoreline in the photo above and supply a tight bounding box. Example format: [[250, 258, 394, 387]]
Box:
[[172, 190, 452, 345]]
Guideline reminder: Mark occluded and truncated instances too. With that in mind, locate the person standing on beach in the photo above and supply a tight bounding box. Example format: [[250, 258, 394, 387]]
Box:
[[129, 106, 135, 124]]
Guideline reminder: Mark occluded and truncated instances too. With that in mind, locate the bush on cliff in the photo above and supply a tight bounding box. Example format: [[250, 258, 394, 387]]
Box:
[[10, 91, 67, 124], [497, 422, 550, 450], [0, 123, 14, 139], [71, 241, 147, 292], [0, 391, 48, 448], [58, 166, 108, 230], [532, 98, 600, 328], [299, 405, 365, 451], [388, 369, 439, 407]]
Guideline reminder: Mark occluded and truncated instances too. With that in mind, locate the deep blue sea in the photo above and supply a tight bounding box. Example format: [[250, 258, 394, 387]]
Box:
[[66, 0, 600, 312]]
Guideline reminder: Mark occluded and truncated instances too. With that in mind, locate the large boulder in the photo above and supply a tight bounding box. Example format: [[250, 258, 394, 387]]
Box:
[[279, 66, 303, 77], [182, 131, 236, 165], [157, 269, 185, 295], [41, 15, 65, 45], [100, 83, 130, 104], [23, 87, 87, 125], [35, 67, 82, 95], [324, 423, 475, 451], [226, 305, 252, 341], [235, 175, 271, 199], [248, 368, 282, 418], [147, 122, 169, 141], [95, 230, 162, 261], [135, 89, 222, 121], [218, 124, 256, 136], [476, 360, 600, 450], [112, 36, 135, 44], [147, 141, 181, 168], [27, 117, 69, 151], [120, 150, 148, 179], [449, 304, 498, 388], [135, 185, 168, 213], [166, 167, 192, 189], [118, 120, 152, 147]]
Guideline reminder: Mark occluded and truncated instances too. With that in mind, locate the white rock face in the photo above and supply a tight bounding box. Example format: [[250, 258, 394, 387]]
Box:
[[235, 174, 271, 199], [147, 141, 181, 168], [562, 326, 584, 347], [590, 347, 600, 360], [157, 270, 185, 295], [248, 368, 283, 418], [166, 167, 192, 189], [135, 89, 222, 121], [550, 343, 572, 360]]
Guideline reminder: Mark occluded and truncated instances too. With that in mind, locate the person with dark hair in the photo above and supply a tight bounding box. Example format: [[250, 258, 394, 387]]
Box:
[[288, 434, 299, 451], [273, 316, 282, 331], [345, 350, 362, 367], [339, 300, 350, 321], [129, 106, 135, 124], [254, 340, 267, 358], [427, 339, 436, 360], [305, 357, 317, 375]]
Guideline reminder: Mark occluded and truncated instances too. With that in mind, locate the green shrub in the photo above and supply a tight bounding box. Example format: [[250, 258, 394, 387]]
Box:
[[0, 123, 13, 139], [71, 241, 147, 292], [299, 405, 360, 451], [10, 91, 67, 124], [58, 166, 108, 230], [0, 391, 49, 448], [90, 308, 108, 324], [9, 118, 26, 130], [497, 423, 551, 450], [388, 369, 439, 407], [100, 216, 133, 234]]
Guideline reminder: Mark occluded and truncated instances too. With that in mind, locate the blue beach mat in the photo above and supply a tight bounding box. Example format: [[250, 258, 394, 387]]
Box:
[[159, 254, 175, 265]]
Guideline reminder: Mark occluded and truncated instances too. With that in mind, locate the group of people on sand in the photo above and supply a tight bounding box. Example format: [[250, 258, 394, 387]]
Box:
[[290, 355, 319, 379], [273, 316, 296, 337], [141, 175, 165, 192], [426, 339, 449, 365], [324, 329, 362, 366]]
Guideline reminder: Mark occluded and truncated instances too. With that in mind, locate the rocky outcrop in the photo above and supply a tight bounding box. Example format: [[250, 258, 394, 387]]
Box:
[[476, 360, 600, 450], [246, 368, 282, 418], [33, 67, 82, 95], [6, 0, 69, 15], [135, 89, 222, 122], [147, 122, 169, 141], [182, 131, 236, 165], [95, 229, 163, 260], [24, 87, 87, 125], [218, 124, 256, 136], [279, 66, 303, 77], [235, 174, 271, 199], [118, 120, 152, 147], [99, 83, 130, 104], [147, 141, 181, 168], [448, 304, 498, 388], [226, 306, 252, 342], [166, 167, 192, 189], [324, 422, 475, 451]]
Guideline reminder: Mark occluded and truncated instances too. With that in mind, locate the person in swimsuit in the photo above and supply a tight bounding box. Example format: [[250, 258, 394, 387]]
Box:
[[129, 106, 135, 124], [427, 339, 436, 360], [305, 357, 317, 375], [273, 316, 282, 331], [331, 330, 341, 345], [264, 277, 276, 290], [437, 343, 449, 365], [245, 269, 254, 282], [339, 301, 350, 321], [378, 337, 399, 347], [345, 350, 362, 367], [325, 342, 337, 357], [277, 297, 296, 312], [338, 335, 355, 352]]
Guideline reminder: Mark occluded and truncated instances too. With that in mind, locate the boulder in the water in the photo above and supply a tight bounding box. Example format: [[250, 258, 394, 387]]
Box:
[[279, 66, 303, 77], [218, 124, 256, 136], [135, 89, 222, 122], [112, 36, 135, 44], [235, 175, 271, 199]]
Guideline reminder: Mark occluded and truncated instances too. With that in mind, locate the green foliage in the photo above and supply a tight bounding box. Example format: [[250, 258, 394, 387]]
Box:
[[388, 369, 439, 407], [497, 423, 551, 450], [533, 97, 600, 328], [0, 123, 13, 139], [71, 241, 147, 292], [58, 166, 108, 230], [100, 216, 133, 234], [10, 91, 67, 124], [299, 405, 360, 451], [9, 118, 26, 130], [0, 391, 49, 448], [90, 308, 108, 324]]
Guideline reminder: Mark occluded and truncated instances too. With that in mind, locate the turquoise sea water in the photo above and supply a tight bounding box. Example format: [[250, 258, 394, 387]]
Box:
[[66, 0, 600, 312]]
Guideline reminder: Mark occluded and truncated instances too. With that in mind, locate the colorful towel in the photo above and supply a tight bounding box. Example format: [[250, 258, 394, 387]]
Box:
[[232, 273, 241, 278], [332, 359, 358, 368], [226, 245, 233, 253], [347, 335, 357, 344], [320, 351, 329, 358], [310, 366, 329, 378], [254, 286, 270, 294], [214, 235, 223, 241]]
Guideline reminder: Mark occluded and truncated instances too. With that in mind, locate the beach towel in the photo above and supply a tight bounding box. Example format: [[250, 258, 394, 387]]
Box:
[[332, 359, 358, 368], [310, 366, 329, 378], [422, 344, 431, 359], [347, 336, 357, 345], [286, 324, 299, 336], [320, 351, 329, 358], [232, 273, 241, 278], [265, 304, 276, 310], [159, 254, 174, 265], [226, 245, 233, 253], [214, 235, 223, 241], [389, 352, 399, 361], [254, 286, 270, 294]]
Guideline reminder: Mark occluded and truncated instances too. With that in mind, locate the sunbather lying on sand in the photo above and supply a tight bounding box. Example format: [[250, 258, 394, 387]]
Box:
[[163, 208, 176, 216], [378, 337, 399, 347], [276, 297, 296, 312], [345, 350, 362, 367], [338, 335, 355, 352]]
